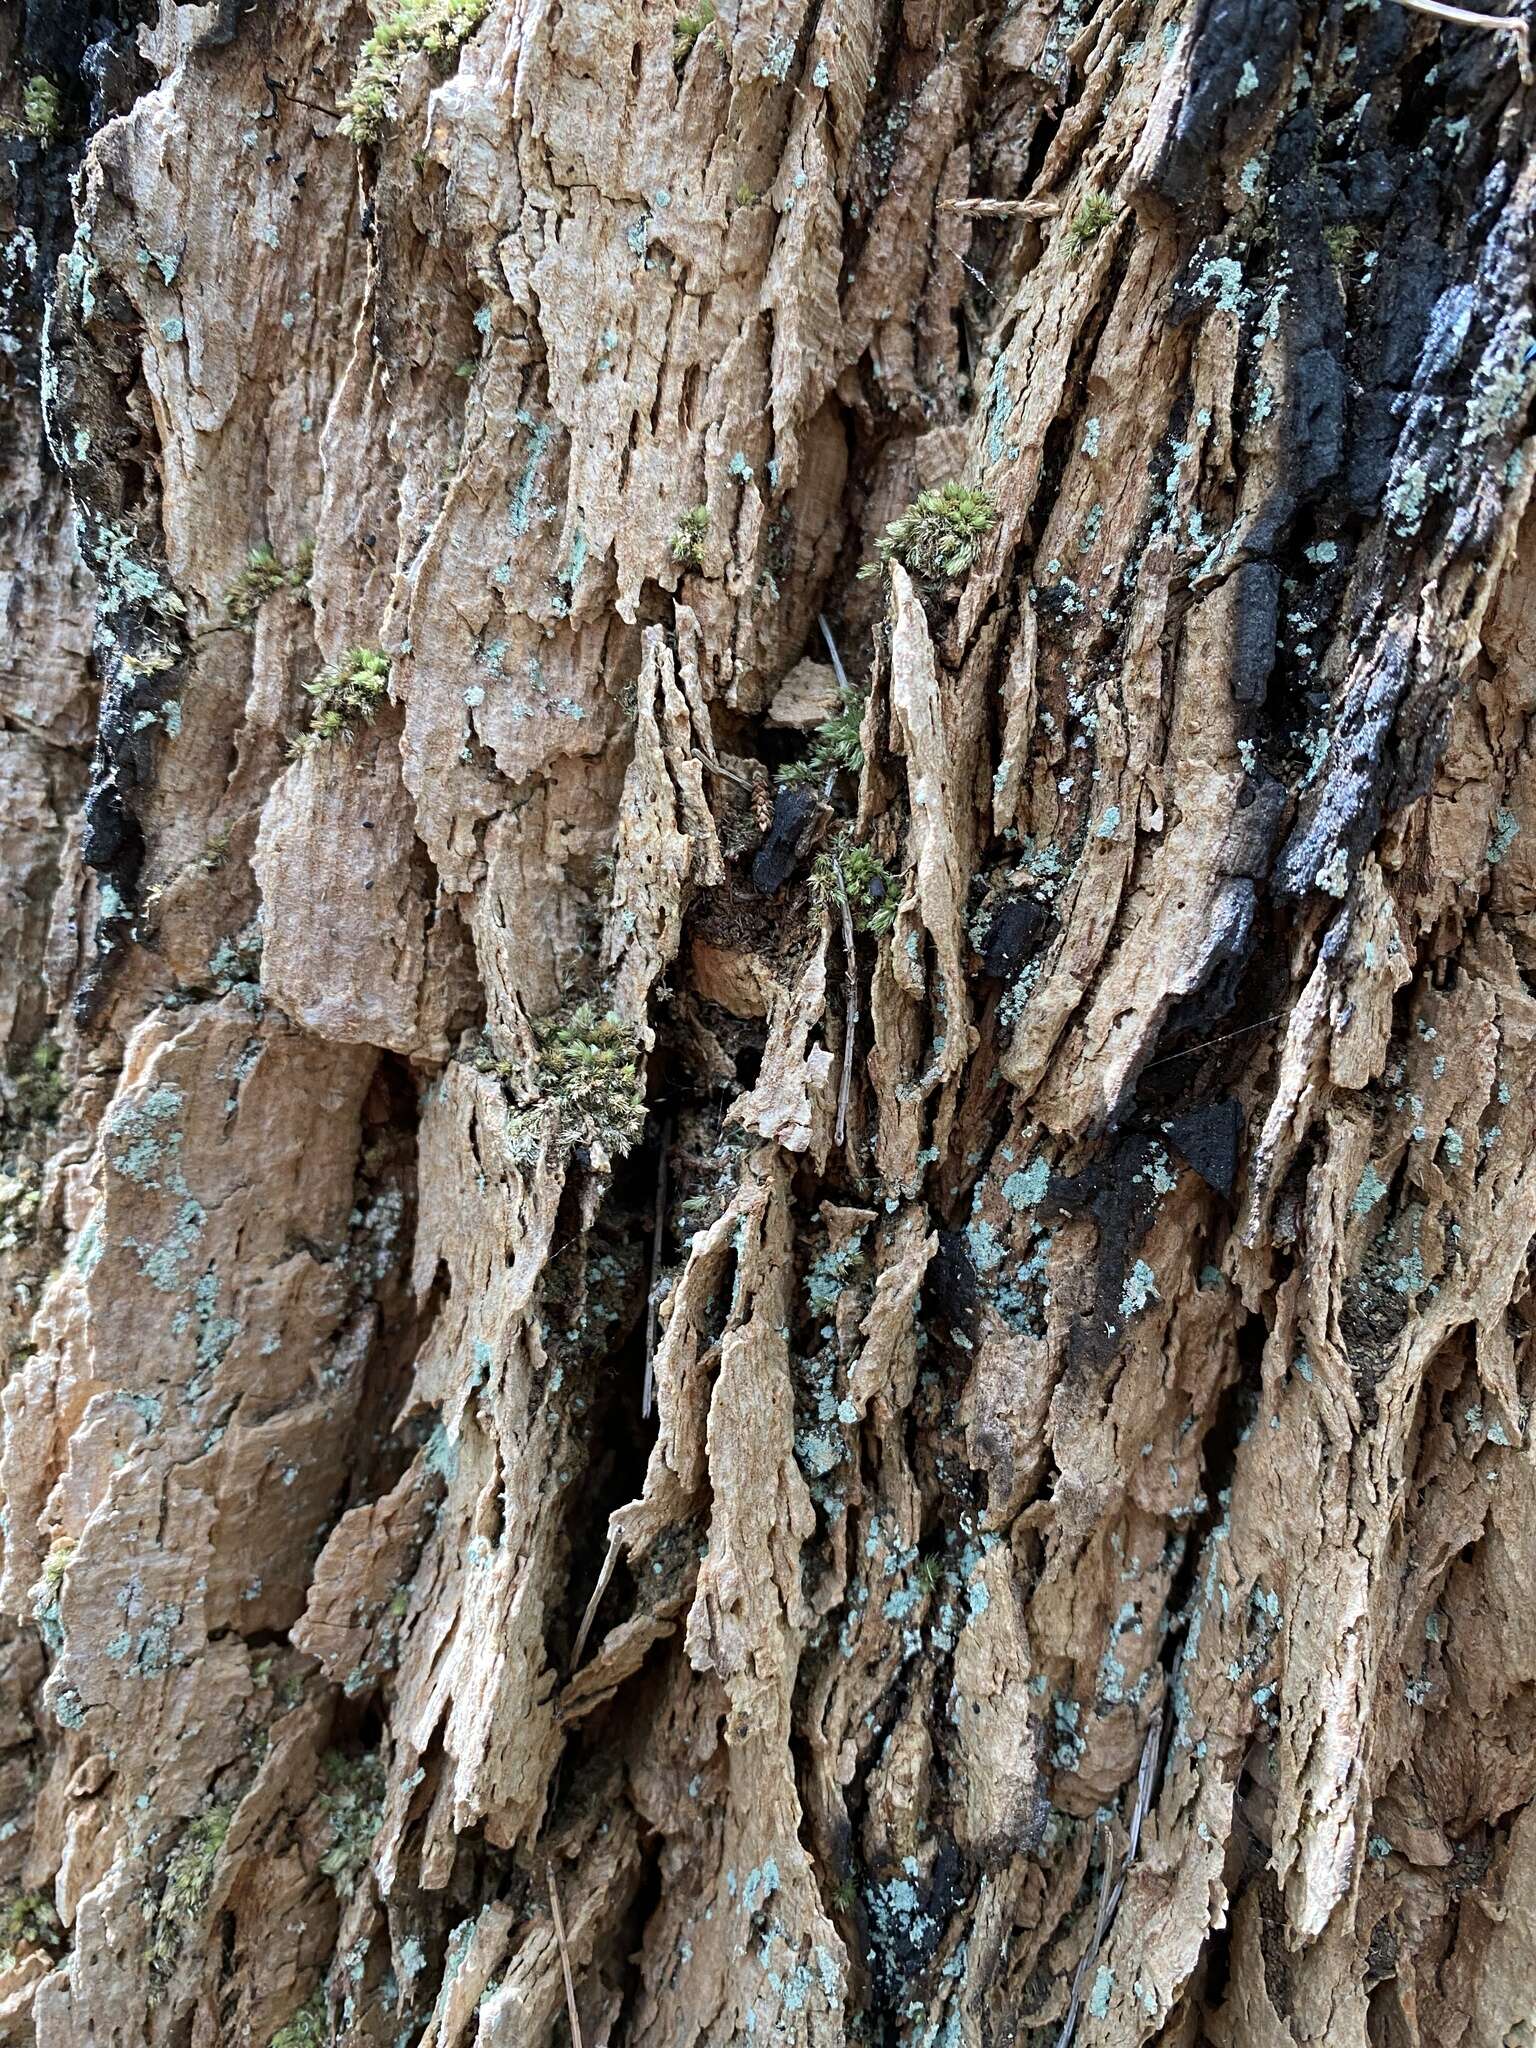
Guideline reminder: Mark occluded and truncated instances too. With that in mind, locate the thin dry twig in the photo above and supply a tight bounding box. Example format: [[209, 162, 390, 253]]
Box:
[[1395, 0, 1532, 81], [699, 753, 753, 791], [829, 854, 859, 1148], [547, 1858, 584, 2048], [570, 1532, 621, 1672], [642, 1118, 670, 1418]]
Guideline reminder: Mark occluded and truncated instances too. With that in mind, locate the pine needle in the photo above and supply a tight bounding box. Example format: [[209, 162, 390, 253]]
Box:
[[570, 1533, 621, 1671], [829, 854, 859, 1149], [1054, 1709, 1165, 2048], [547, 1859, 584, 2048], [1394, 0, 1531, 81], [642, 1120, 669, 1418]]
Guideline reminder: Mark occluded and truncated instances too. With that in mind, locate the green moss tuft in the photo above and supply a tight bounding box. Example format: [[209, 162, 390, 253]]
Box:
[[859, 481, 996, 584], [813, 829, 899, 936], [1065, 190, 1115, 254], [225, 541, 313, 625], [317, 1752, 384, 1897], [290, 648, 390, 754], [673, 0, 716, 68], [268, 1990, 327, 2048], [10, 1037, 65, 1127], [498, 1003, 647, 1166], [39, 1538, 75, 1602], [198, 826, 232, 873], [146, 1806, 232, 1977], [21, 76, 61, 144], [778, 680, 867, 790], [0, 1888, 61, 1971], [1323, 224, 1362, 274], [340, 0, 492, 147], [0, 1168, 41, 1256], [669, 504, 710, 568]]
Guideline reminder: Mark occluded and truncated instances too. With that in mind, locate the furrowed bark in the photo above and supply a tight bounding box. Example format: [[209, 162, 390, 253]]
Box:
[[3, 0, 1536, 2043]]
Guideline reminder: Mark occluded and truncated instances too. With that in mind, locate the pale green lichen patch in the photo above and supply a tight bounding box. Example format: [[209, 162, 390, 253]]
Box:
[[1385, 458, 1430, 533], [1002, 1157, 1049, 1211], [1352, 1163, 1389, 1217], [1119, 1259, 1158, 1318], [83, 517, 186, 631], [126, 1194, 208, 1294], [859, 482, 996, 584], [104, 1082, 186, 1189], [340, 0, 492, 146], [290, 648, 390, 753], [1089, 1964, 1115, 2018], [1489, 807, 1520, 864]]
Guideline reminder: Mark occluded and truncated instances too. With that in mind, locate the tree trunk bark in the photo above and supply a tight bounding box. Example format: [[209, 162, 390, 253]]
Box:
[[4, 0, 1536, 2041]]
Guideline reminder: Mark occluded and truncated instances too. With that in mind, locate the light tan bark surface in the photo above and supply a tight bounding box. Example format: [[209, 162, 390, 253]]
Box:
[[3, 0, 1536, 2041]]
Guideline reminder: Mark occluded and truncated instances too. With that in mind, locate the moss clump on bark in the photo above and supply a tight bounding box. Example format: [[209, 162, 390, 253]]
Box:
[[0, 1888, 61, 1970], [145, 1806, 232, 1977], [859, 482, 996, 583], [38, 1539, 74, 1599], [20, 76, 61, 144], [7, 1038, 64, 1127], [340, 0, 492, 146], [778, 682, 867, 789], [1323, 223, 1364, 278], [317, 1751, 385, 1897], [0, 1168, 40, 1255], [1066, 190, 1115, 253], [498, 1003, 647, 1165], [814, 831, 899, 935], [672, 0, 716, 68], [0, 1041, 65, 1254], [224, 541, 313, 625], [268, 1991, 327, 2047], [29, 1538, 74, 1650], [290, 649, 390, 754], [669, 504, 710, 566]]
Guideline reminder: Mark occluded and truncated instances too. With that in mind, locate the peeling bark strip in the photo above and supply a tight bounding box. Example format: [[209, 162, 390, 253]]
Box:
[[6, 0, 1536, 2041]]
